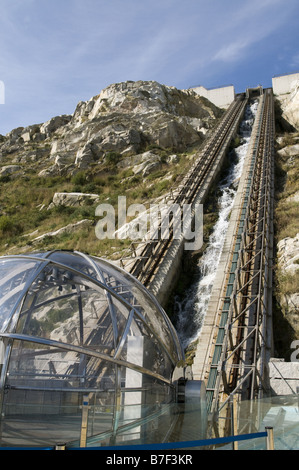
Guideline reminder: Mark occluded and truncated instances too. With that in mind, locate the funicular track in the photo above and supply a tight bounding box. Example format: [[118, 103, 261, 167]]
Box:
[[120, 95, 248, 288], [205, 89, 275, 436]]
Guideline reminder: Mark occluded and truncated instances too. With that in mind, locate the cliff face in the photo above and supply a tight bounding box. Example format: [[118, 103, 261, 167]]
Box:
[[0, 80, 222, 256], [276, 80, 299, 130], [274, 81, 299, 359]]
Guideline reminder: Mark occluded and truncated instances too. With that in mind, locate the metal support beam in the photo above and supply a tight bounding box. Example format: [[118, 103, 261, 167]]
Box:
[[207, 89, 275, 433]]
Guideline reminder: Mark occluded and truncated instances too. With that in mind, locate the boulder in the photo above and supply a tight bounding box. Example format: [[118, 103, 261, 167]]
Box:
[[32, 219, 93, 243], [277, 143, 299, 158], [20, 124, 41, 142], [269, 359, 299, 395], [278, 80, 299, 130], [49, 192, 100, 208], [130, 151, 161, 175], [40, 115, 72, 136], [5, 127, 24, 144], [277, 233, 299, 329], [167, 154, 179, 164], [142, 161, 161, 176], [277, 233, 299, 275], [0, 165, 22, 176]]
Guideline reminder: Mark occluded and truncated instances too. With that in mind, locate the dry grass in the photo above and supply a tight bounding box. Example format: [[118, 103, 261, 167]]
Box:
[[273, 130, 299, 358], [274, 132, 299, 241], [0, 150, 196, 258]]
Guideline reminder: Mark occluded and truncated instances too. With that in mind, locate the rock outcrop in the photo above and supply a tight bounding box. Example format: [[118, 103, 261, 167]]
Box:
[[31, 219, 93, 244], [278, 233, 299, 275], [0, 80, 222, 178], [49, 192, 100, 209], [274, 82, 299, 356], [276, 79, 299, 131], [276, 231, 299, 335]]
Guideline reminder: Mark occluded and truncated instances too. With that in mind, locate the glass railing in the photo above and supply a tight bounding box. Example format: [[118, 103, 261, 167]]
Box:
[[208, 394, 299, 450], [235, 395, 299, 450], [0, 394, 298, 450]]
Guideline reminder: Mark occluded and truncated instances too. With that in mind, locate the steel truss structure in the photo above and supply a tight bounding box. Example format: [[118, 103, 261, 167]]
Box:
[[208, 90, 275, 429]]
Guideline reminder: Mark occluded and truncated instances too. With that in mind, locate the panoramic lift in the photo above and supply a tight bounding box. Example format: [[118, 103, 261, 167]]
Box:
[[0, 250, 207, 448]]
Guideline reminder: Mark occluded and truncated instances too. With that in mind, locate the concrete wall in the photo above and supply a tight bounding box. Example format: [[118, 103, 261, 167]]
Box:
[[191, 85, 235, 109], [272, 72, 299, 95], [269, 359, 299, 395]]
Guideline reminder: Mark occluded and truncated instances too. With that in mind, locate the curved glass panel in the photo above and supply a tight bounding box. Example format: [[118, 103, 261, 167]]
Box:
[[0, 250, 184, 448], [16, 264, 116, 354], [0, 258, 40, 333], [92, 255, 182, 363], [46, 251, 100, 280]]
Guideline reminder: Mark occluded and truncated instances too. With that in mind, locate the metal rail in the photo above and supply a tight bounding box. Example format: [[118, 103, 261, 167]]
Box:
[[120, 95, 248, 286], [206, 90, 275, 431]]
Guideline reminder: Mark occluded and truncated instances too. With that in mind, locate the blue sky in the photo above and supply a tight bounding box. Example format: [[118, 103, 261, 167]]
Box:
[[0, 0, 299, 135]]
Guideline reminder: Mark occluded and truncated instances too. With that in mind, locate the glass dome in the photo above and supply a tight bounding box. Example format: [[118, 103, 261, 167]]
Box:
[[0, 250, 184, 448]]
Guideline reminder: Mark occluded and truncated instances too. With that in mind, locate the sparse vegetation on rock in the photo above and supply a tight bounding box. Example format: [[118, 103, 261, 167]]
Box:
[[273, 83, 299, 359]]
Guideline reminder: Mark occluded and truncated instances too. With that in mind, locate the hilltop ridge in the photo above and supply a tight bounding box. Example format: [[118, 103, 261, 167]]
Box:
[[0, 80, 222, 256], [0, 80, 222, 178]]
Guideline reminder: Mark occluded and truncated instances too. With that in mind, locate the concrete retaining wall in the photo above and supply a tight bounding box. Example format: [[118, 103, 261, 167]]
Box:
[[269, 359, 299, 395], [272, 72, 299, 95], [191, 85, 235, 109]]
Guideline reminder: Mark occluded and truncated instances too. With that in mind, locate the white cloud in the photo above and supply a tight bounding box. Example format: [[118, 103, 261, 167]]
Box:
[[212, 40, 251, 63]]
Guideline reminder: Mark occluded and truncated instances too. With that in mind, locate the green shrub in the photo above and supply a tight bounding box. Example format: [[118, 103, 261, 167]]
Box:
[[0, 175, 11, 183], [71, 171, 87, 186], [105, 152, 121, 165], [0, 215, 23, 235]]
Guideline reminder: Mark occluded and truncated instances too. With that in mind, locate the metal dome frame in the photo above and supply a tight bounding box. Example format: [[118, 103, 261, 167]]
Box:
[[0, 250, 184, 447]]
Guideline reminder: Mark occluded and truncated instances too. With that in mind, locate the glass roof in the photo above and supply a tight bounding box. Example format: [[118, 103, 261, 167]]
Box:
[[0, 250, 183, 372], [0, 250, 184, 447]]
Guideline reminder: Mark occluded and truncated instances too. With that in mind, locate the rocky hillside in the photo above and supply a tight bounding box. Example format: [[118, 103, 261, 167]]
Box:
[[0, 80, 222, 257], [273, 80, 299, 359]]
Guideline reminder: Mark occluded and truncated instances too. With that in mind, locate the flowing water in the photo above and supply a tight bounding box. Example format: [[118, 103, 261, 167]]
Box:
[[174, 100, 259, 349]]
